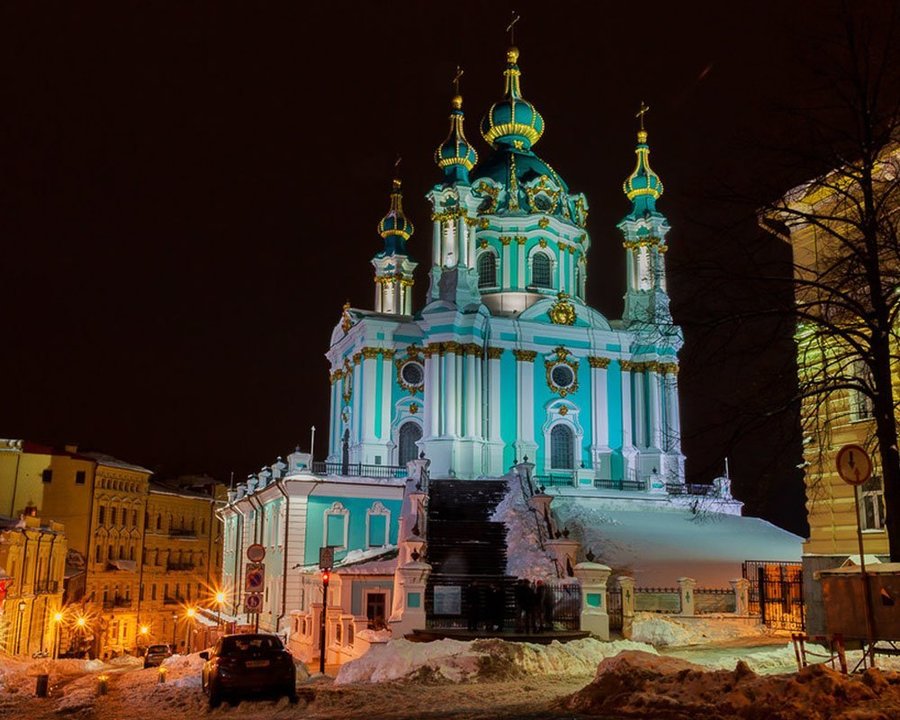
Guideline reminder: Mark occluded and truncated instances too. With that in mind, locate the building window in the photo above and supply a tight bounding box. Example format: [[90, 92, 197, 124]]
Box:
[[75, 470, 86, 485], [151, 584, 157, 600], [156, 514, 161, 530], [324, 502, 349, 550], [111, 508, 117, 526], [550, 424, 575, 469], [477, 252, 498, 289], [366, 501, 390, 548], [532, 252, 552, 289], [861, 475, 886, 531], [849, 360, 874, 421], [42, 469, 53, 483], [95, 545, 101, 562], [366, 592, 387, 630], [98, 506, 105, 525], [398, 421, 422, 467]]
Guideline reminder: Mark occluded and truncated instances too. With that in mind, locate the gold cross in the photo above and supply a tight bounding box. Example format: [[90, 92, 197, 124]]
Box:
[[636, 101, 650, 131], [506, 11, 520, 45], [452, 66, 463, 95]]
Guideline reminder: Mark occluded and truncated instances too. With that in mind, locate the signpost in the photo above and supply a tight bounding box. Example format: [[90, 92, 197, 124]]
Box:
[[245, 545, 267, 632], [318, 546, 333, 675], [835, 443, 877, 666]]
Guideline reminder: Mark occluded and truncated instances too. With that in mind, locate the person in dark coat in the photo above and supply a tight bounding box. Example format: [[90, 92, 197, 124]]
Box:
[[514, 579, 532, 633], [465, 582, 481, 631]]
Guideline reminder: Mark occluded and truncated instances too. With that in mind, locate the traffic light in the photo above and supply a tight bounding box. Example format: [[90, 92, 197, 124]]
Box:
[[322, 570, 330, 585]]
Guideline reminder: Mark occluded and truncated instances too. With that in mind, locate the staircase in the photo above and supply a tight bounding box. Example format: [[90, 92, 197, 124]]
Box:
[[424, 479, 516, 629]]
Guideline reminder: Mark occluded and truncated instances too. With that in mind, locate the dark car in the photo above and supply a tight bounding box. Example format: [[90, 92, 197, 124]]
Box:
[[200, 633, 297, 708], [143, 644, 172, 668]]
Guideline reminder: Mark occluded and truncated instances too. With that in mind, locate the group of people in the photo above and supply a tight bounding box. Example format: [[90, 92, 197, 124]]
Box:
[[463, 578, 555, 634]]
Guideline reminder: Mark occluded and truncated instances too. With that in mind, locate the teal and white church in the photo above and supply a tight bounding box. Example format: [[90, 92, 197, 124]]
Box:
[[326, 47, 683, 491]]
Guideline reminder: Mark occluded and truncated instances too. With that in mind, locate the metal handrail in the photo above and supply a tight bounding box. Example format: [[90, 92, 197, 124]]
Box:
[[310, 460, 408, 479]]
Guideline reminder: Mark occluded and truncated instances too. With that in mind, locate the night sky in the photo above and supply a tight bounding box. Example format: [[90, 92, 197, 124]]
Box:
[[3, 1, 878, 536]]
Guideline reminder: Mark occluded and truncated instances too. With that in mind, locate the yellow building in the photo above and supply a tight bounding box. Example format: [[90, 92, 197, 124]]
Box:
[[0, 439, 54, 519], [771, 144, 899, 634], [0, 512, 68, 657]]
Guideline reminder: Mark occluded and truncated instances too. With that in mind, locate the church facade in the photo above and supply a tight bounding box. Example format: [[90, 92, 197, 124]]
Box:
[[325, 47, 684, 491]]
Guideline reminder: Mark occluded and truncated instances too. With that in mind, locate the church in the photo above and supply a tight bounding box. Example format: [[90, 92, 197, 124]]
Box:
[[326, 46, 683, 491]]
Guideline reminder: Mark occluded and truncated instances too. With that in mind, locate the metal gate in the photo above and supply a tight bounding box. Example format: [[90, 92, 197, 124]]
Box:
[[546, 580, 581, 631], [608, 586, 623, 631], [743, 560, 805, 631]]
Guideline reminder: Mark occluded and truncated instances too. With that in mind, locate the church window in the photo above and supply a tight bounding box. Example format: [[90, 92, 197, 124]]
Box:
[[366, 501, 390, 548], [532, 253, 553, 289], [861, 475, 886, 531], [550, 424, 575, 469], [533, 194, 552, 212], [477, 252, 498, 289], [551, 364, 575, 390], [400, 361, 424, 388], [398, 421, 422, 467], [324, 502, 349, 550]]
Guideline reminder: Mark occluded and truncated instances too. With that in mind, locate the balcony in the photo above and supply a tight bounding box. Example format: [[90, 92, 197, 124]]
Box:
[[310, 460, 407, 479], [102, 597, 133, 610]]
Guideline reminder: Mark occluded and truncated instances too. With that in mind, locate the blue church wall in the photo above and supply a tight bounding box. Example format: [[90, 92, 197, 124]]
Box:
[[303, 494, 402, 566], [500, 350, 518, 468], [607, 362, 624, 481]]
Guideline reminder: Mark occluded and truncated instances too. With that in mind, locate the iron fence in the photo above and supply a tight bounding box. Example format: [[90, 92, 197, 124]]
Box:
[[310, 460, 407, 479], [608, 585, 623, 630], [743, 560, 805, 631], [594, 478, 648, 492]]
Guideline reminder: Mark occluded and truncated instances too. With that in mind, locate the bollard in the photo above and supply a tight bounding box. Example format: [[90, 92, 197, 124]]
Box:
[[97, 674, 109, 696], [157, 666, 167, 684], [35, 674, 50, 698]]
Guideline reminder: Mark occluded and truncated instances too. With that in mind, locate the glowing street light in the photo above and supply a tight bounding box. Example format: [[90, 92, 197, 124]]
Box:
[[214, 591, 226, 632], [51, 610, 65, 660], [185, 607, 196, 654]]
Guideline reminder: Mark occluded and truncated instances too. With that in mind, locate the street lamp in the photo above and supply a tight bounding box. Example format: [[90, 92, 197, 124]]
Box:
[[138, 624, 149, 652], [215, 591, 225, 633], [52, 611, 64, 660], [171, 612, 177, 649], [75, 615, 88, 658], [185, 607, 196, 654], [15, 600, 26, 656]]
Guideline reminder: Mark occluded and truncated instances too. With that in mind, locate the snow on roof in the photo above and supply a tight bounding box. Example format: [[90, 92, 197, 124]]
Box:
[[82, 452, 152, 475], [108, 559, 137, 572], [552, 499, 803, 587]]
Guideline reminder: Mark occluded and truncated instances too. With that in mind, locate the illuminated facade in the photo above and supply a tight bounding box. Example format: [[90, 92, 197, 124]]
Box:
[[327, 48, 685, 490]]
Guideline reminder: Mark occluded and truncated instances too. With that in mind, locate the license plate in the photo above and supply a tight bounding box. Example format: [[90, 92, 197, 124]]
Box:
[[245, 660, 269, 668]]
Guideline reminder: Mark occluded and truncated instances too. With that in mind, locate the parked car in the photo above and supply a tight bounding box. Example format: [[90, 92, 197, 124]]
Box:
[[143, 644, 173, 668], [200, 633, 297, 708]]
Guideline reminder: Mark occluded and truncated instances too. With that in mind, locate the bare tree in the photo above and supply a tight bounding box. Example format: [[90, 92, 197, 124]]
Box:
[[759, 3, 900, 559]]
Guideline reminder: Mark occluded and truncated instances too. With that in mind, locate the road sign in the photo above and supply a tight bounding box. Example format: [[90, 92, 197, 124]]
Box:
[[836, 444, 873, 486], [245, 563, 265, 593], [244, 593, 262, 614], [319, 546, 334, 570], [246, 543, 266, 563]]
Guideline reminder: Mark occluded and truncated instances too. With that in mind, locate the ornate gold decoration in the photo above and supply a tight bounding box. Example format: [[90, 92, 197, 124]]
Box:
[[480, 239, 489, 249], [409, 402, 420, 415], [479, 218, 490, 229], [567, 245, 575, 255], [588, 356, 611, 369], [538, 238, 548, 248], [423, 344, 440, 358], [548, 292, 576, 326], [558, 405, 568, 416], [515, 235, 527, 245], [619, 360, 637, 372], [463, 343, 482, 356], [508, 154, 519, 210], [487, 347, 504, 359], [475, 181, 500, 214], [361, 347, 381, 360], [523, 175, 560, 214], [342, 358, 354, 403], [352, 352, 362, 365], [538, 217, 550, 229], [340, 301, 354, 333], [500, 236, 512, 246], [431, 207, 468, 222], [382, 349, 396, 359], [659, 362, 679, 375], [545, 346, 580, 398], [573, 196, 588, 227], [395, 345, 425, 395], [513, 349, 537, 362], [443, 341, 463, 355]]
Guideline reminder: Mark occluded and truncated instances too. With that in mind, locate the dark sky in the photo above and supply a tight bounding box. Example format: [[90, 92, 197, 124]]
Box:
[[3, 0, 874, 536]]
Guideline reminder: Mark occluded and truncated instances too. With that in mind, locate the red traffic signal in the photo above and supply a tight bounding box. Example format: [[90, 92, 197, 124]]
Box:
[[322, 570, 330, 585]]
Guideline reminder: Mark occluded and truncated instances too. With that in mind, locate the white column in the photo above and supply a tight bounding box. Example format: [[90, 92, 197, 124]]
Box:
[[465, 349, 477, 437], [489, 351, 502, 441], [444, 349, 458, 436], [381, 354, 393, 441], [568, 249, 575, 295], [625, 247, 636, 290], [665, 368, 682, 453], [517, 352, 535, 446], [329, 379, 340, 458], [374, 280, 383, 312], [361, 354, 378, 448], [467, 225, 476, 271], [351, 357, 363, 449], [648, 367, 663, 450], [631, 363, 647, 448], [455, 347, 464, 436], [473, 352, 483, 439], [517, 240, 526, 289], [457, 216, 468, 267], [590, 359, 609, 449], [620, 361, 633, 449], [502, 239, 511, 288], [425, 346, 440, 438], [556, 252, 563, 291], [432, 222, 441, 268], [404, 284, 413, 315]]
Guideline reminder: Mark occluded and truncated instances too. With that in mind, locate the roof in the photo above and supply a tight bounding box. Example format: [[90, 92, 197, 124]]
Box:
[[149, 479, 217, 500], [82, 452, 153, 475]]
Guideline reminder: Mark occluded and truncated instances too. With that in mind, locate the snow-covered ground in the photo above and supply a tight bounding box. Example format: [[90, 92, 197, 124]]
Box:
[[4, 614, 900, 719]]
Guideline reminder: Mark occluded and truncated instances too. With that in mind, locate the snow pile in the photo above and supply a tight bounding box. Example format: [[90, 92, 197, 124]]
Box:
[[491, 479, 557, 580], [335, 637, 657, 685], [632, 612, 770, 647], [161, 652, 205, 672], [564, 649, 900, 719], [356, 628, 393, 643]]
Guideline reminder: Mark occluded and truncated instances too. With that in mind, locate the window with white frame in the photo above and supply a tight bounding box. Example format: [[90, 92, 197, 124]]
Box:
[[550, 423, 575, 469], [477, 251, 498, 289], [532, 252, 553, 289], [860, 475, 886, 531], [849, 360, 874, 421], [324, 501, 349, 550], [366, 501, 390, 548]]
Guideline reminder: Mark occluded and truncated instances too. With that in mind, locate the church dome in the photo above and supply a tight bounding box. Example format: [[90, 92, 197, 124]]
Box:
[[377, 178, 414, 255], [480, 47, 544, 151], [435, 94, 478, 182], [623, 129, 664, 214]]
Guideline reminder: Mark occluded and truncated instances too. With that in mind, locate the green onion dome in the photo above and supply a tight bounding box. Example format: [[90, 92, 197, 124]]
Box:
[[435, 94, 478, 183], [623, 129, 664, 214], [377, 178, 414, 256], [480, 47, 544, 151]]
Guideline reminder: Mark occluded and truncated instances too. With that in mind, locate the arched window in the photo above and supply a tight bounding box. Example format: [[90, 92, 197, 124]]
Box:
[[477, 252, 497, 289], [574, 265, 582, 297], [532, 253, 552, 289], [398, 421, 423, 467], [550, 424, 575, 469]]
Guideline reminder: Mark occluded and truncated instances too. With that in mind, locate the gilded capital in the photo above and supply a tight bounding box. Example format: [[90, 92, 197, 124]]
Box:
[[500, 236, 512, 246], [361, 347, 381, 360], [513, 349, 538, 362], [487, 347, 505, 359], [587, 356, 611, 369]]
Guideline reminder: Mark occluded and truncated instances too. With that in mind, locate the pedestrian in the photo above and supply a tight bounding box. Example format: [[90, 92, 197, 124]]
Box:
[[533, 580, 549, 632], [514, 579, 531, 633]]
